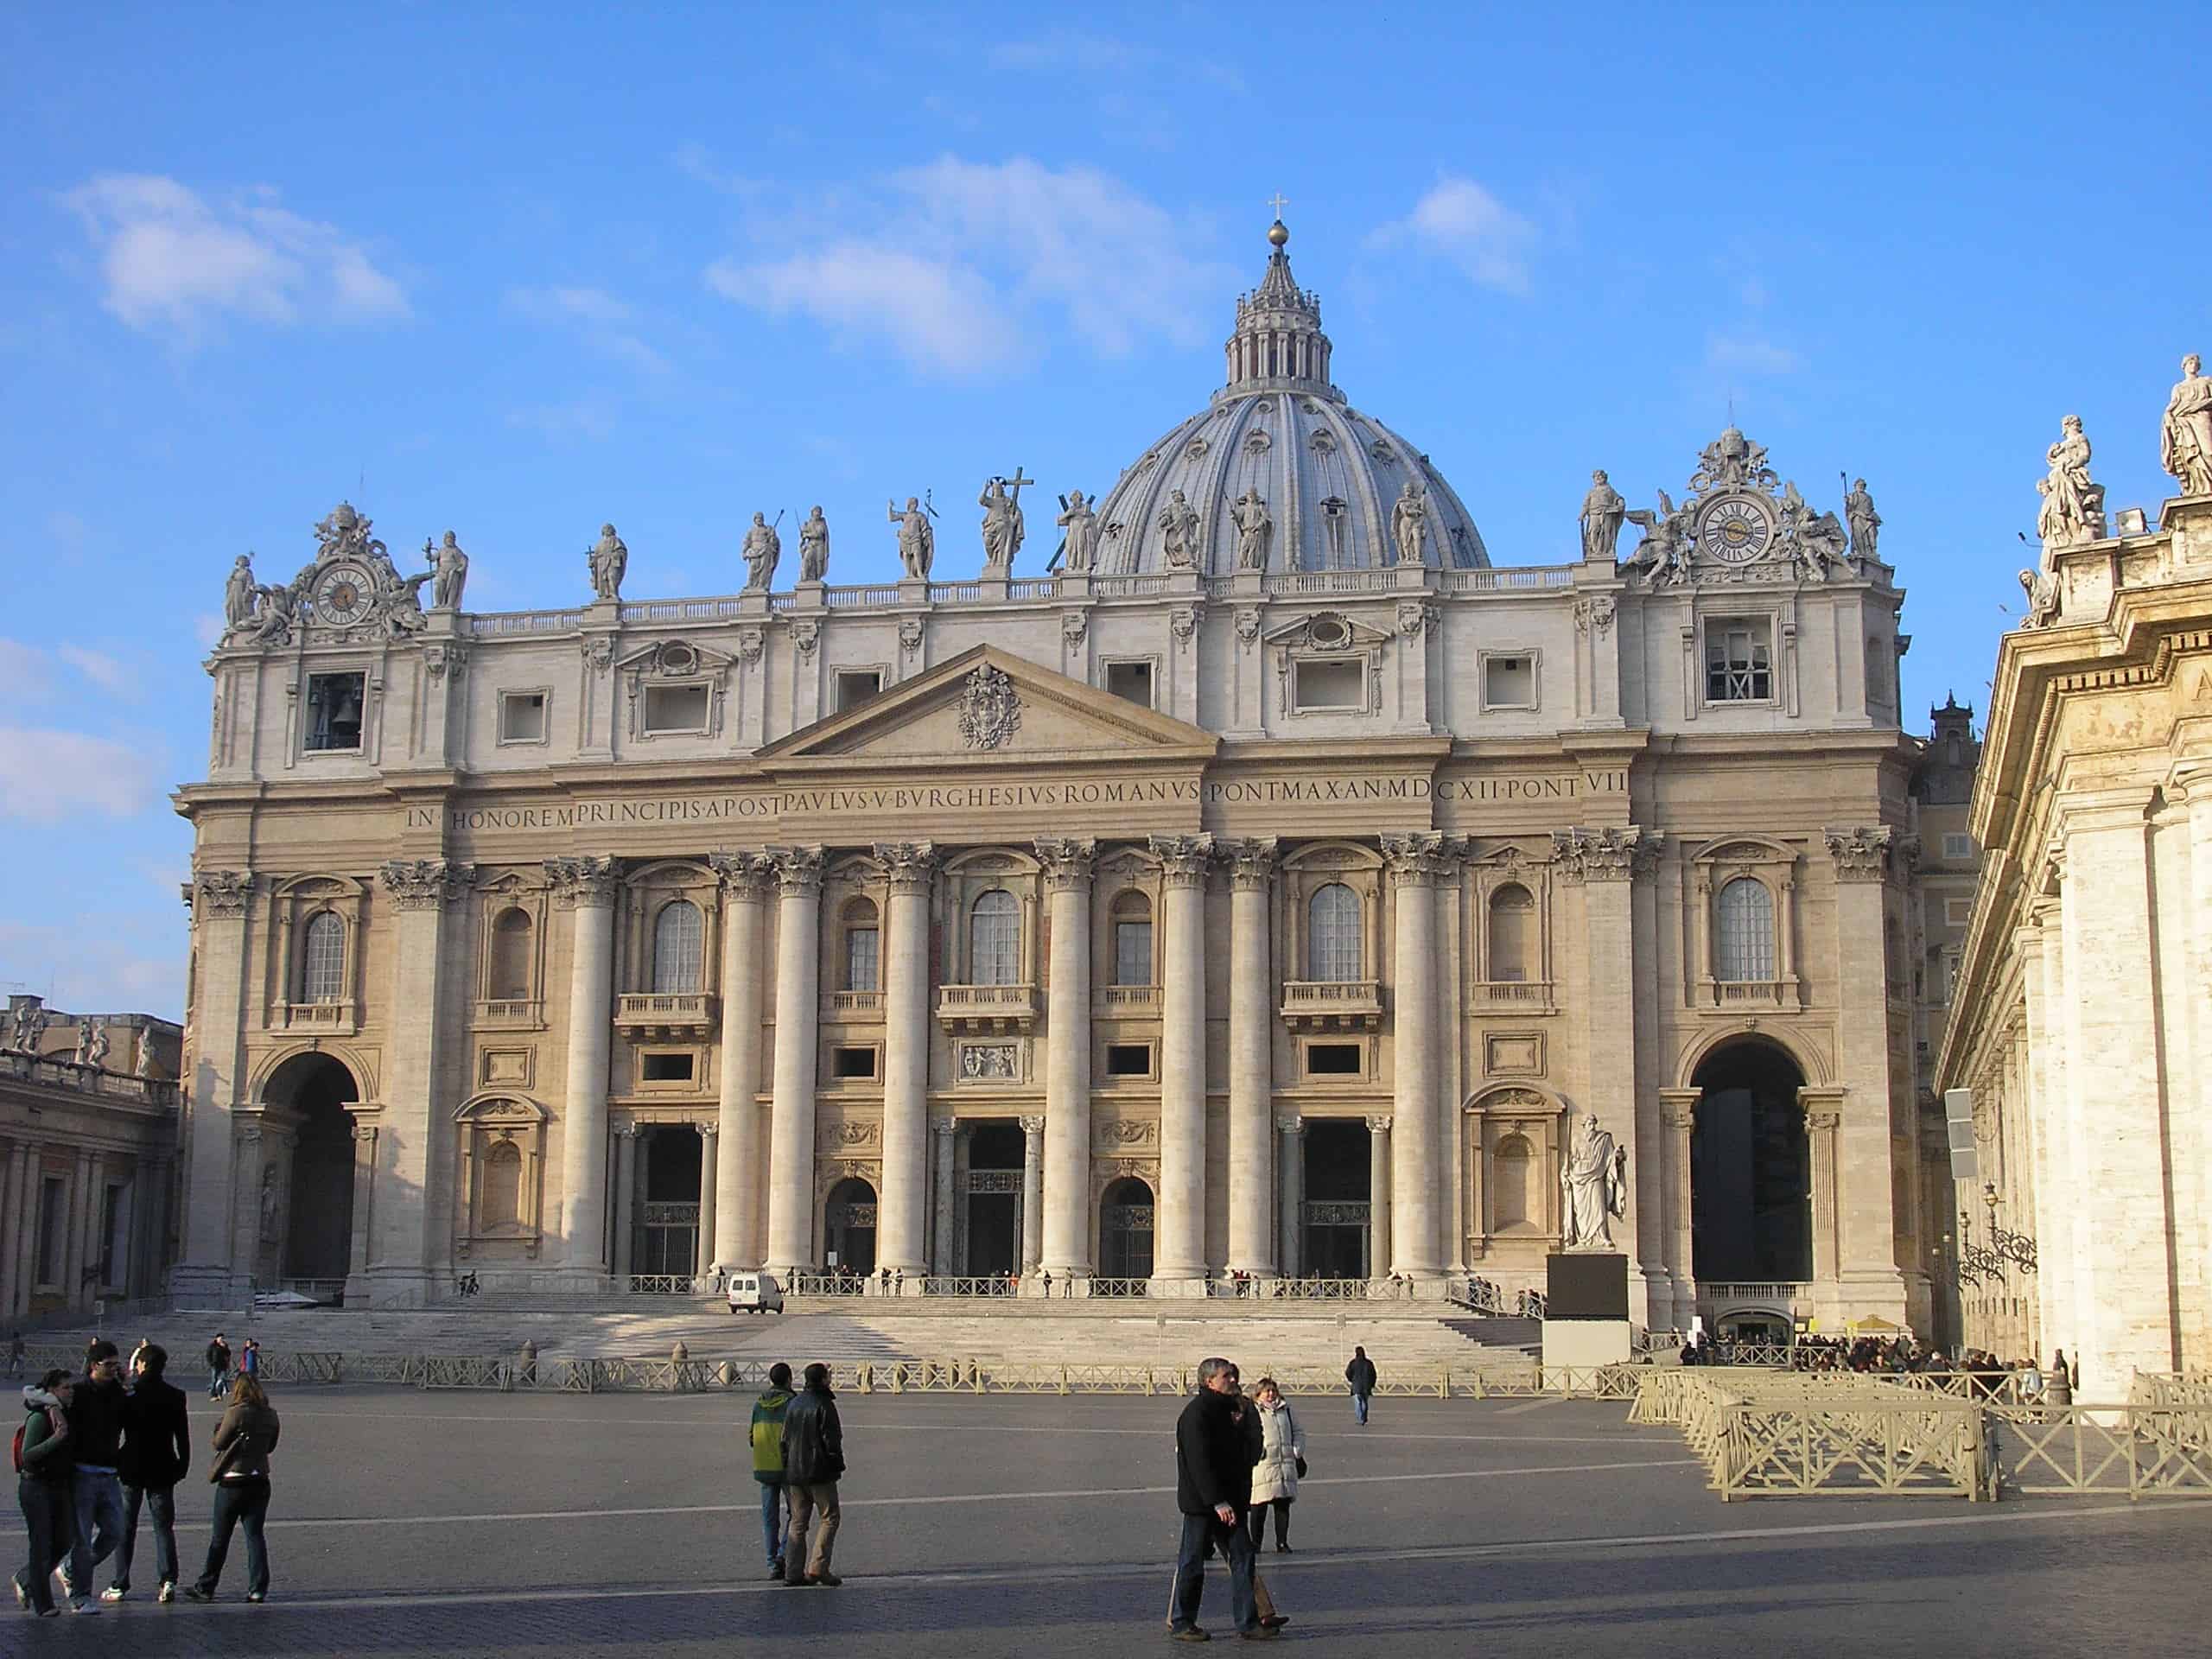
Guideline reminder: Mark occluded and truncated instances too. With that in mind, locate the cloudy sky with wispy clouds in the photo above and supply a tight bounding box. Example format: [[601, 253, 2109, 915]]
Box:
[[2, 3, 2204, 1014]]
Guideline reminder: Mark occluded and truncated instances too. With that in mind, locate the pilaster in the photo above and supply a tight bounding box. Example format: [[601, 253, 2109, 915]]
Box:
[[1365, 1115, 1394, 1281], [1657, 1091, 1699, 1333], [1274, 1114, 1303, 1278], [1821, 826, 1908, 1318], [173, 870, 256, 1305]]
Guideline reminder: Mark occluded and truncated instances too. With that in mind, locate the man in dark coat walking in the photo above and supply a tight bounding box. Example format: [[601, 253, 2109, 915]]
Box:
[[1344, 1345, 1378, 1425], [104, 1344, 189, 1602], [1168, 1357, 1267, 1642], [779, 1363, 845, 1587]]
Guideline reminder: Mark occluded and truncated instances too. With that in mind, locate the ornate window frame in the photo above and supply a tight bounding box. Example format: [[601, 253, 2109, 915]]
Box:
[[820, 853, 889, 1020], [1688, 836, 1801, 1010], [1465, 848, 1555, 1014], [938, 848, 1039, 986], [620, 639, 736, 741], [267, 874, 367, 1035], [453, 1092, 550, 1257], [1265, 611, 1389, 720], [1463, 1084, 1567, 1256], [474, 870, 548, 1028]]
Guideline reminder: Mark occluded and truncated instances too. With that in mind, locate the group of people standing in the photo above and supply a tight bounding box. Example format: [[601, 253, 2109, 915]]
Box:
[[747, 1361, 848, 1587], [1171, 1361, 1313, 1641], [14, 1336, 280, 1617]]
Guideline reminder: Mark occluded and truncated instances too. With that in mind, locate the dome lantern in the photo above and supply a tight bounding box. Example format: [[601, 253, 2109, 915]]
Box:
[[1224, 217, 1336, 399]]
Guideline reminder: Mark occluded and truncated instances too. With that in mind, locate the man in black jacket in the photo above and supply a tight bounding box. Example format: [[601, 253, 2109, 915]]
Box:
[[1344, 1345, 1378, 1425], [103, 1344, 190, 1603], [1168, 1357, 1265, 1642], [779, 1363, 845, 1587], [60, 1340, 129, 1611]]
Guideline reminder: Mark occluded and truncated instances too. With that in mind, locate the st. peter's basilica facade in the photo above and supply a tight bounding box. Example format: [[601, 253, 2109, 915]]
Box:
[[175, 221, 1935, 1334]]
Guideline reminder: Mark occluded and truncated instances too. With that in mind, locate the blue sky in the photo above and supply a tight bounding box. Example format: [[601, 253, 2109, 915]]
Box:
[[3, 3, 2205, 1018]]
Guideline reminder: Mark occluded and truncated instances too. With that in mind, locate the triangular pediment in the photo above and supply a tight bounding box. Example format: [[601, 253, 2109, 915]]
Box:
[[760, 645, 1217, 765]]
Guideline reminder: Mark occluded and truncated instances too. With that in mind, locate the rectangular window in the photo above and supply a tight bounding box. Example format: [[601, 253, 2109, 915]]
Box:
[[1104, 1043, 1152, 1077], [831, 1045, 879, 1080], [1306, 1042, 1363, 1076], [499, 690, 548, 744], [1942, 833, 1975, 861], [845, 927, 880, 993], [836, 670, 883, 712], [36, 1177, 65, 1285], [1482, 653, 1536, 710], [1105, 660, 1154, 708], [1113, 920, 1153, 987], [1294, 658, 1364, 713], [305, 671, 365, 751], [1943, 898, 1973, 928], [642, 683, 710, 734], [639, 1052, 695, 1083], [1705, 620, 1772, 702]]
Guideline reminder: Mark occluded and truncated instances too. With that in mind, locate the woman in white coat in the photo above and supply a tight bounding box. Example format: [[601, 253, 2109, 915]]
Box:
[[1244, 1376, 1304, 1552]]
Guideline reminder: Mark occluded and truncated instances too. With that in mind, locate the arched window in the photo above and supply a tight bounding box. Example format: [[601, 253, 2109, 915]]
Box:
[[969, 890, 1020, 985], [480, 1140, 523, 1229], [300, 912, 346, 1002], [1487, 883, 1534, 982], [1493, 1133, 1534, 1230], [652, 899, 704, 994], [1715, 878, 1777, 982], [842, 897, 880, 993], [488, 907, 532, 1001], [1306, 883, 1361, 981], [1110, 890, 1154, 987]]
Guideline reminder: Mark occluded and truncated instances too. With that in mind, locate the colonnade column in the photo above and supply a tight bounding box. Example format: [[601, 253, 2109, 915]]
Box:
[[175, 871, 256, 1305], [377, 857, 474, 1303], [1224, 838, 1277, 1276], [550, 856, 619, 1282], [877, 842, 938, 1281], [1151, 835, 1214, 1286], [763, 846, 826, 1280], [1036, 839, 1096, 1280], [1275, 1116, 1303, 1280], [709, 852, 773, 1271], [610, 1123, 637, 1279], [1656, 1090, 1700, 1333], [1019, 1116, 1046, 1274], [1381, 834, 1450, 1280], [931, 1118, 957, 1275], [1365, 1116, 1393, 1282], [695, 1124, 718, 1282]]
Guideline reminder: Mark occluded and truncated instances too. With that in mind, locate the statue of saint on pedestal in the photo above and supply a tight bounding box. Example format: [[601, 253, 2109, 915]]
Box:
[[1156, 489, 1201, 569], [1580, 469, 1625, 563], [1390, 480, 1429, 566], [223, 555, 258, 638], [2162, 353, 2212, 497], [888, 497, 935, 578], [798, 506, 830, 582], [979, 472, 1029, 572], [588, 524, 629, 600], [1844, 479, 1881, 562], [1057, 490, 1097, 573], [1230, 487, 1273, 571], [1560, 1113, 1627, 1251], [741, 512, 781, 591], [2039, 415, 2107, 552], [429, 531, 469, 610]]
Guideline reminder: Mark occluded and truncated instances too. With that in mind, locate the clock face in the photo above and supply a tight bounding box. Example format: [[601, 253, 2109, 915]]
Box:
[[1696, 496, 1774, 563], [313, 563, 372, 624]]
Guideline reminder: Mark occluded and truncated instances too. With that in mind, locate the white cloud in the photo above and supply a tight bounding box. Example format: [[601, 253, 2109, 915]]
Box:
[[0, 638, 140, 701], [0, 727, 163, 820], [1705, 331, 1803, 377], [505, 285, 670, 378], [54, 645, 136, 697], [705, 157, 1229, 377], [1370, 177, 1537, 296], [0, 640, 43, 702], [0, 919, 185, 1018], [508, 401, 619, 443], [194, 613, 225, 648], [63, 174, 409, 334]]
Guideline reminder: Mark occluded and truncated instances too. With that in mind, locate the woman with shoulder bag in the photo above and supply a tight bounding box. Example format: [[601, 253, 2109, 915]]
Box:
[[181, 1373, 280, 1604], [1246, 1377, 1305, 1553], [13, 1370, 79, 1618]]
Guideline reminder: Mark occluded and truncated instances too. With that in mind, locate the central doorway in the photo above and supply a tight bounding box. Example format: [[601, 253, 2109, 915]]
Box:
[[265, 1052, 359, 1292], [1690, 1039, 1812, 1282], [824, 1176, 878, 1274], [1099, 1177, 1154, 1280], [634, 1125, 701, 1281], [1300, 1119, 1372, 1278], [960, 1121, 1023, 1275]]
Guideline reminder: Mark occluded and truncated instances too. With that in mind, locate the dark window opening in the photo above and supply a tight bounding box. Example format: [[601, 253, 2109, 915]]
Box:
[[1105, 1043, 1151, 1077], [836, 670, 883, 711], [1105, 661, 1154, 707], [306, 671, 365, 751], [831, 1045, 878, 1080], [641, 1052, 695, 1083], [1306, 1042, 1362, 1076]]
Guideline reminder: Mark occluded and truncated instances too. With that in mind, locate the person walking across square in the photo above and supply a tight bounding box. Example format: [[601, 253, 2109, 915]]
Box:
[[779, 1363, 845, 1587], [750, 1363, 795, 1580], [13, 1370, 80, 1618], [182, 1373, 280, 1603], [204, 1334, 230, 1401], [1344, 1345, 1377, 1426], [1245, 1377, 1304, 1553], [1167, 1357, 1268, 1642], [60, 1340, 127, 1611], [103, 1344, 189, 1604]]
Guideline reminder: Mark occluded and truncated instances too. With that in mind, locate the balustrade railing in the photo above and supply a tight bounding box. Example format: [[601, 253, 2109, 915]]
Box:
[[919, 1275, 1020, 1297], [1098, 985, 1161, 1011], [826, 990, 884, 1015], [1084, 1277, 1151, 1299], [0, 1051, 180, 1107]]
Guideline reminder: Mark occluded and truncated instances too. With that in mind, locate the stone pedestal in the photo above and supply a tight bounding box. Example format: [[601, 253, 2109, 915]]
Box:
[[1542, 1251, 1630, 1386]]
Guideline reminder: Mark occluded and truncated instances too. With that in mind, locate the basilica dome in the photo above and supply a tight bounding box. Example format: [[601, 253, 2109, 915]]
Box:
[[1086, 222, 1489, 576]]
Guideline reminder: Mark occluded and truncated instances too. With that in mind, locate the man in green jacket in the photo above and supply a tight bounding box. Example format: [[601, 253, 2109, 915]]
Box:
[[749, 1363, 794, 1581]]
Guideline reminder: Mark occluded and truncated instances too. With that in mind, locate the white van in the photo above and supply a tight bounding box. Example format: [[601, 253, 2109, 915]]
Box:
[[726, 1271, 785, 1315]]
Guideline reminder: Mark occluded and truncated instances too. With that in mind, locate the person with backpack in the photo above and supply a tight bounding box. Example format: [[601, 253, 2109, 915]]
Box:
[[103, 1344, 189, 1604], [1344, 1345, 1378, 1425], [13, 1370, 81, 1618], [181, 1373, 280, 1604], [204, 1334, 230, 1402], [749, 1363, 795, 1581]]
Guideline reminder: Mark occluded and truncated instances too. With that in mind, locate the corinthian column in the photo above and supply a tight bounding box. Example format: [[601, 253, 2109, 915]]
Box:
[[709, 851, 772, 1270], [1382, 833, 1453, 1280], [1151, 834, 1214, 1285], [1036, 838, 1096, 1279], [763, 846, 825, 1279], [376, 857, 474, 1303], [876, 842, 937, 1279], [1366, 1115, 1394, 1280], [1019, 1115, 1046, 1273], [1222, 838, 1277, 1275], [549, 856, 618, 1280]]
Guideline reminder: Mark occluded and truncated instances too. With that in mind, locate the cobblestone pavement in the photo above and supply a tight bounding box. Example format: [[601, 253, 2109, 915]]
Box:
[[6, 1389, 2209, 1656]]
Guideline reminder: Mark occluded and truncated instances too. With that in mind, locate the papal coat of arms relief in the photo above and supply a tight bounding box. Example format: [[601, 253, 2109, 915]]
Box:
[[957, 664, 1022, 749]]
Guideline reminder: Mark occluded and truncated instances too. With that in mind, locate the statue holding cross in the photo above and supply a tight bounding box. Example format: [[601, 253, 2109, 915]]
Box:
[[979, 467, 1030, 573]]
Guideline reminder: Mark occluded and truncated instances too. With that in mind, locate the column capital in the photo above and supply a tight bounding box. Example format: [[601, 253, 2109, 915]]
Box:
[[709, 849, 776, 900], [545, 855, 620, 909], [1805, 1109, 1843, 1132], [696, 1122, 720, 1141], [1219, 836, 1280, 892], [2165, 760, 2212, 805], [1149, 833, 1216, 888], [378, 858, 476, 910], [1380, 831, 1461, 886], [931, 1116, 958, 1141], [191, 869, 255, 918], [612, 1121, 641, 1140], [1033, 837, 1095, 891], [1273, 1112, 1303, 1133], [1550, 826, 1659, 883], [1018, 1114, 1046, 1135], [1824, 825, 1896, 883], [766, 845, 827, 895], [877, 840, 940, 895], [1363, 1113, 1395, 1133]]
